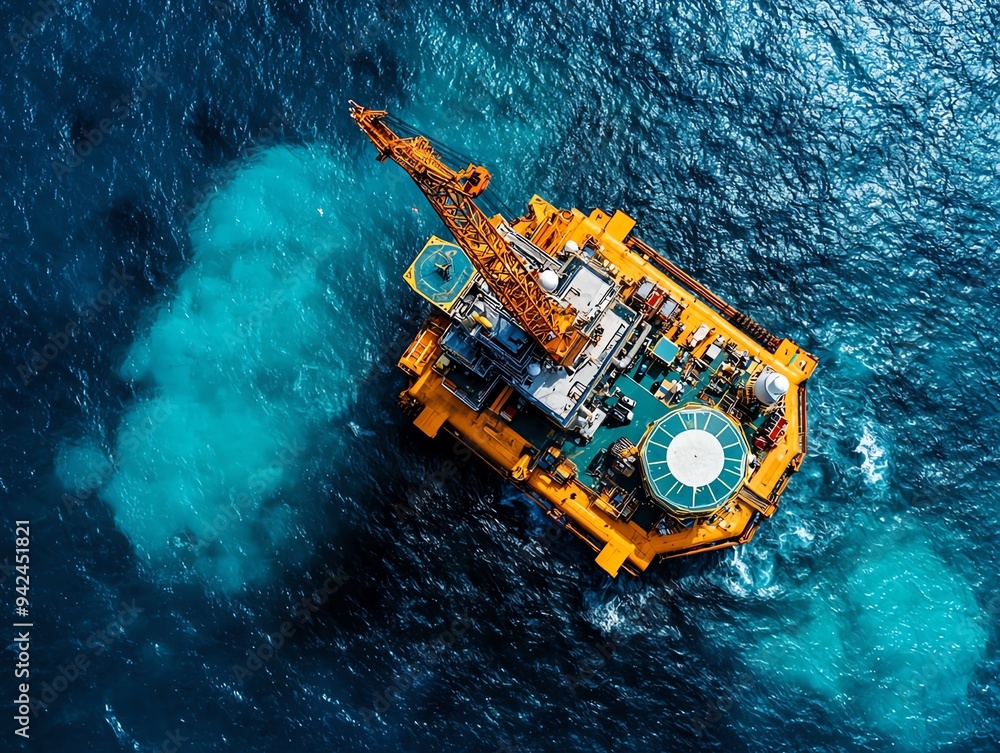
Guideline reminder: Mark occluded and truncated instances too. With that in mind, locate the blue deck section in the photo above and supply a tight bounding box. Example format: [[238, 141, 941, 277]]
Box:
[[651, 336, 679, 364], [406, 237, 476, 311], [640, 407, 748, 514], [492, 314, 531, 355]]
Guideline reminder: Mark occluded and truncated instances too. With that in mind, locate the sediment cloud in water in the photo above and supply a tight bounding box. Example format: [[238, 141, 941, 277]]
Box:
[[57, 146, 381, 592], [755, 526, 985, 748]]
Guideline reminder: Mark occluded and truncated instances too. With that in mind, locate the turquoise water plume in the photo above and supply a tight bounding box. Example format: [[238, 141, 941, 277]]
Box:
[[56, 145, 389, 592], [752, 522, 986, 750]]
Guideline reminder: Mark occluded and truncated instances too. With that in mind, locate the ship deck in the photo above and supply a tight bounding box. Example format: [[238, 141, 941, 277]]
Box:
[[396, 196, 817, 576], [506, 325, 774, 527]]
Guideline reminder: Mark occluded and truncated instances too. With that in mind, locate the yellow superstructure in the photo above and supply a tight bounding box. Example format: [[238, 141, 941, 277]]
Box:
[[353, 104, 817, 577]]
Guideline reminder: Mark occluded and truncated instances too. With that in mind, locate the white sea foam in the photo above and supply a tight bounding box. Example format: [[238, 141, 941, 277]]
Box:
[[855, 423, 887, 483]]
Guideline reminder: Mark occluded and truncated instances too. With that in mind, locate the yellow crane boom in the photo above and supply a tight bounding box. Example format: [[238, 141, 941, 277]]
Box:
[[349, 102, 588, 365]]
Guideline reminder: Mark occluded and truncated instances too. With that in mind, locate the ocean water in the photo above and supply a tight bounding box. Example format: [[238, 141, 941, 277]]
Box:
[[2, 1, 998, 751]]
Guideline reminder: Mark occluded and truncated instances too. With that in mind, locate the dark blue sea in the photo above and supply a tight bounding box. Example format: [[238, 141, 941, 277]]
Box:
[[2, 0, 999, 751]]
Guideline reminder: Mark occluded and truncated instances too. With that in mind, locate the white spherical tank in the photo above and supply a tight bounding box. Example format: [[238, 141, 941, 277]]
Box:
[[564, 240, 580, 255], [527, 362, 542, 377], [538, 269, 560, 293], [753, 368, 790, 405]]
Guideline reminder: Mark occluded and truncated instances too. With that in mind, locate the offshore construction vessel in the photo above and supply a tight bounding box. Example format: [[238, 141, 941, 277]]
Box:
[[351, 103, 816, 577]]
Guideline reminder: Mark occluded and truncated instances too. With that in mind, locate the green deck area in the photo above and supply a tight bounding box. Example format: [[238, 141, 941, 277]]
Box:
[[503, 322, 773, 514], [561, 376, 669, 473]]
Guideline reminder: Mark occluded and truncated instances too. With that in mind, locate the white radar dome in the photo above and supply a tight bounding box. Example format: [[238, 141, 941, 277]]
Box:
[[564, 240, 580, 254], [539, 270, 560, 293], [753, 368, 790, 406], [527, 363, 542, 377]]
